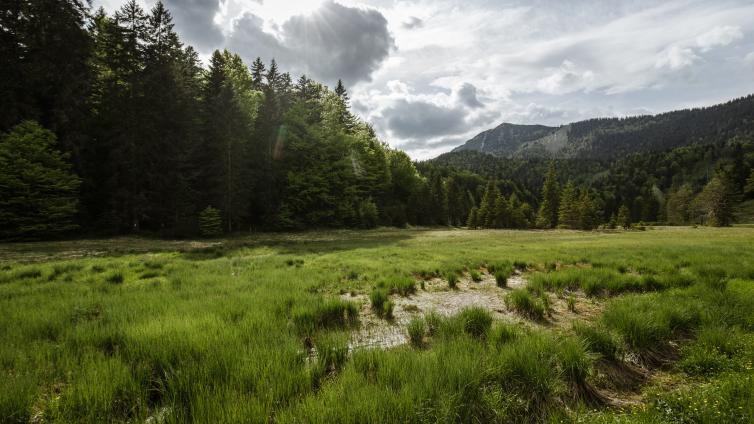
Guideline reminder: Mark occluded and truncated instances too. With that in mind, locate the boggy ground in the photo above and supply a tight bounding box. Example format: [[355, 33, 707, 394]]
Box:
[[1, 227, 754, 423]]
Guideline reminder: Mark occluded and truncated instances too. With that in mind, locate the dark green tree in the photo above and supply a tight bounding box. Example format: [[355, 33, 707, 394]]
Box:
[[617, 205, 631, 229], [0, 122, 81, 239], [536, 163, 560, 228], [466, 207, 479, 229], [557, 181, 579, 229]]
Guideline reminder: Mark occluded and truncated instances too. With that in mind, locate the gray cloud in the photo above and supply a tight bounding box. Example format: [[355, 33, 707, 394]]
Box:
[[456, 83, 484, 108], [402, 16, 424, 29], [383, 99, 468, 139], [227, 1, 394, 86], [397, 136, 466, 151], [163, 0, 224, 50]]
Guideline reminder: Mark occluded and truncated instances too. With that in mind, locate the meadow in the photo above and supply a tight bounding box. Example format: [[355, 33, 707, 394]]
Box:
[[1, 227, 754, 423]]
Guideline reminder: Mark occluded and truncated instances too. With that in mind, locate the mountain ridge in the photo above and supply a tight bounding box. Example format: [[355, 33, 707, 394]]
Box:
[[450, 94, 754, 160]]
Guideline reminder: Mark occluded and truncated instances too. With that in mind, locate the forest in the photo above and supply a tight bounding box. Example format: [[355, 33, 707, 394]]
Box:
[[1, 0, 438, 239], [2, 0, 754, 241]]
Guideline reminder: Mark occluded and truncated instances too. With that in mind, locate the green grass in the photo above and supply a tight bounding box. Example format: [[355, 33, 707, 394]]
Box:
[[0, 227, 753, 422], [506, 288, 546, 320]]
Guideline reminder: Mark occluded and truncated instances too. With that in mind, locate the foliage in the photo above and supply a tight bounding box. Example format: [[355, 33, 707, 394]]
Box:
[[0, 121, 80, 239], [198, 206, 222, 237]]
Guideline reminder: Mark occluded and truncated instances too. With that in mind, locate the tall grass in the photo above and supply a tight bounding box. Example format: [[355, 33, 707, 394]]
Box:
[[0, 227, 752, 422], [505, 289, 546, 321]]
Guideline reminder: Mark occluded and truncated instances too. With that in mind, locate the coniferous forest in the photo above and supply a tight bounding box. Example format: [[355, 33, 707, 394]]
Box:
[[1, 0, 433, 239], [2, 0, 754, 241]]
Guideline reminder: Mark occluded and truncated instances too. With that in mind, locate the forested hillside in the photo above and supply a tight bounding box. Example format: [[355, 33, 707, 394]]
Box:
[[0, 0, 443, 239], [429, 136, 754, 227], [452, 95, 754, 160]]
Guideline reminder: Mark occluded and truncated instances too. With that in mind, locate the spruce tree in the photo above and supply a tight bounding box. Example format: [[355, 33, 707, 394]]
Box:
[[250, 57, 266, 90], [577, 191, 598, 230], [744, 169, 754, 198], [478, 180, 499, 228], [466, 207, 479, 229], [198, 206, 222, 237], [536, 163, 560, 228], [0, 121, 81, 239], [557, 181, 579, 229], [617, 205, 631, 229]]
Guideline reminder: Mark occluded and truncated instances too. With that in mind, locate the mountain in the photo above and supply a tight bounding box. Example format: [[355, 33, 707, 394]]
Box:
[[451, 94, 754, 160]]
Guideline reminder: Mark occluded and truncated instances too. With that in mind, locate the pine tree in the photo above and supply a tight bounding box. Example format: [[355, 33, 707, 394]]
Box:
[[0, 121, 81, 239], [557, 181, 579, 229], [335, 79, 349, 104], [478, 180, 500, 228], [250, 57, 266, 90], [198, 206, 222, 236], [536, 163, 560, 228], [429, 174, 449, 225], [744, 169, 754, 198], [577, 191, 598, 230], [493, 194, 510, 228], [617, 205, 631, 229], [466, 207, 479, 229]]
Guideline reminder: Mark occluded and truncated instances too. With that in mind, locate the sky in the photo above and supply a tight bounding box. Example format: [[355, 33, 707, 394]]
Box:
[[94, 0, 754, 159]]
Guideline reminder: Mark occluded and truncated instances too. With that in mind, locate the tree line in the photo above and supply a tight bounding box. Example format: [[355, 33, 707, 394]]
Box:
[[0, 0, 434, 238], [2, 1, 753, 239]]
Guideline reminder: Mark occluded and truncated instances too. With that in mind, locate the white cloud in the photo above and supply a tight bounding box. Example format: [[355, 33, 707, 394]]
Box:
[[655, 45, 701, 70], [536, 60, 596, 94], [696, 25, 743, 51]]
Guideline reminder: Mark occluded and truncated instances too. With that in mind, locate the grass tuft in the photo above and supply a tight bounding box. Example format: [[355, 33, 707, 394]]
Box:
[[506, 289, 546, 321]]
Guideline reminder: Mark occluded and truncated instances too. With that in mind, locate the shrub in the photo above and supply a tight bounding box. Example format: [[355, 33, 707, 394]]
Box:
[[505, 289, 545, 321], [459, 307, 493, 339], [469, 270, 482, 282], [198, 206, 223, 237], [407, 318, 426, 347]]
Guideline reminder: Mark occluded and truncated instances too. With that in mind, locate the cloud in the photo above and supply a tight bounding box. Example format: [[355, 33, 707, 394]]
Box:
[[163, 0, 224, 50], [696, 25, 743, 51], [382, 99, 468, 139], [655, 45, 700, 70], [226, 1, 394, 86], [402, 16, 424, 29], [397, 136, 466, 152], [456, 83, 484, 108], [536, 60, 595, 94], [745, 51, 754, 63]]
